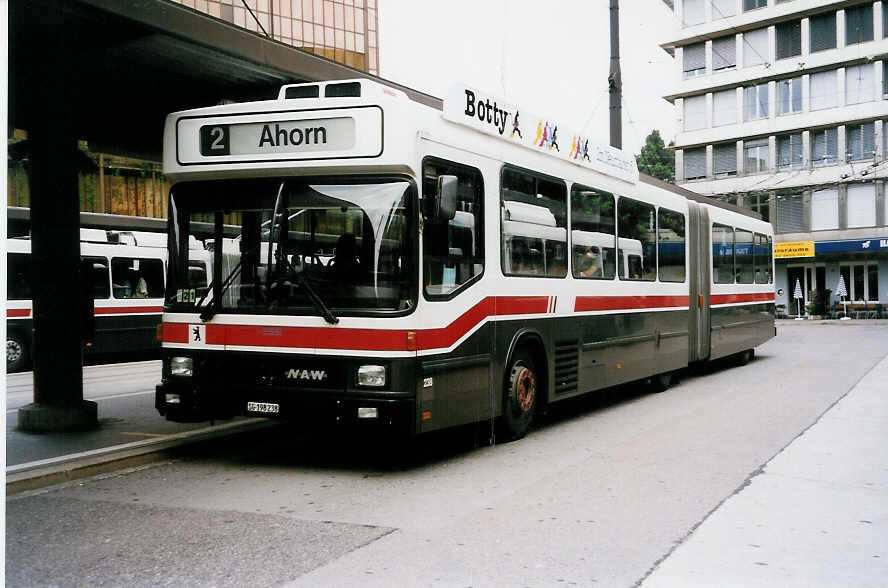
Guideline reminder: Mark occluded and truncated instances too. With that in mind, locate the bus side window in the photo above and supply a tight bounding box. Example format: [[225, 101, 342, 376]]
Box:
[[84, 256, 110, 299], [617, 196, 656, 281], [112, 257, 165, 299], [570, 184, 615, 280], [501, 166, 567, 278], [712, 223, 735, 284], [7, 252, 33, 300], [422, 157, 485, 298]]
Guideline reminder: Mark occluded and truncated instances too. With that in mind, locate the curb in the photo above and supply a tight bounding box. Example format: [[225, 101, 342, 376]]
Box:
[[6, 418, 274, 495]]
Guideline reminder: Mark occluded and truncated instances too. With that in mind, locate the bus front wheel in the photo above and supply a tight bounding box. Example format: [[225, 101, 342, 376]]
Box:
[[499, 348, 539, 441]]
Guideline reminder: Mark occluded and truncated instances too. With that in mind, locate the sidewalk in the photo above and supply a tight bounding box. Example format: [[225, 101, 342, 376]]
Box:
[[641, 353, 888, 587]]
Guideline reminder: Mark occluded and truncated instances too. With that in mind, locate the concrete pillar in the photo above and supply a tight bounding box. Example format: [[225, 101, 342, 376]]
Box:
[[17, 9, 96, 432]]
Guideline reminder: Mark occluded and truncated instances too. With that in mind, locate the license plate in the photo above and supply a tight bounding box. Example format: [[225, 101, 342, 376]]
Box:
[[247, 401, 280, 414]]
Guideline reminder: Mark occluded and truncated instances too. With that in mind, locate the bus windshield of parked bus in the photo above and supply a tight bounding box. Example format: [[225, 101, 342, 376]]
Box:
[[165, 177, 416, 318]]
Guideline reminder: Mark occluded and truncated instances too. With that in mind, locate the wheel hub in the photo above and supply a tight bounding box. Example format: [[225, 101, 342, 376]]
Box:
[[510, 364, 536, 413], [7, 339, 23, 363]]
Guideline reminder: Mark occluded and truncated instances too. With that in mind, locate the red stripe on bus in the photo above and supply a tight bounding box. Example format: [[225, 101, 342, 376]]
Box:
[[7, 309, 31, 317], [160, 296, 551, 351], [574, 296, 690, 312], [161, 322, 190, 343], [95, 306, 163, 315], [710, 293, 775, 305]]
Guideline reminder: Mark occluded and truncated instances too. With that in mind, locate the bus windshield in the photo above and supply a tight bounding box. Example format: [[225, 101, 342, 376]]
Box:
[[166, 177, 416, 317]]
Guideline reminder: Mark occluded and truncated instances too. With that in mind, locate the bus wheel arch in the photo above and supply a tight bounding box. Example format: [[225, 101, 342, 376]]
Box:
[[499, 332, 547, 441]]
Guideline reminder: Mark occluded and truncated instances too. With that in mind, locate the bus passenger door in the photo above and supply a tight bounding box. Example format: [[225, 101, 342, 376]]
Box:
[[688, 203, 711, 362]]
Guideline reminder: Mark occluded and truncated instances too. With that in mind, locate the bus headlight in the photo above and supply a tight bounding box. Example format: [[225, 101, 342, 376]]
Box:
[[357, 365, 385, 387], [170, 356, 194, 377]]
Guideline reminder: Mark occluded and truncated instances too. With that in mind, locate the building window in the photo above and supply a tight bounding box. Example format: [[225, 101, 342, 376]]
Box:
[[713, 143, 737, 177], [812, 127, 838, 166], [847, 122, 876, 161], [846, 183, 876, 228], [683, 42, 706, 77], [684, 147, 706, 180], [883, 62, 888, 97], [810, 11, 837, 52], [684, 95, 706, 131], [743, 28, 768, 67], [713, 89, 737, 126], [811, 188, 839, 230], [744, 83, 769, 120], [845, 3, 874, 45], [744, 0, 767, 12], [712, 36, 736, 71], [778, 77, 802, 114], [846, 64, 875, 104], [776, 20, 802, 60], [776, 192, 804, 232], [744, 138, 769, 174], [810, 70, 837, 111], [777, 133, 803, 169], [745, 192, 770, 223], [840, 263, 878, 301], [711, 0, 736, 19], [683, 0, 704, 26]]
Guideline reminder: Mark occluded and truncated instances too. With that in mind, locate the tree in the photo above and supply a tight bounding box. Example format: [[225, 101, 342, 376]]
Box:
[[635, 130, 675, 184]]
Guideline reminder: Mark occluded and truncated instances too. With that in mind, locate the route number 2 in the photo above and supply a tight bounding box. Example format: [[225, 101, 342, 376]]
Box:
[[200, 125, 230, 156]]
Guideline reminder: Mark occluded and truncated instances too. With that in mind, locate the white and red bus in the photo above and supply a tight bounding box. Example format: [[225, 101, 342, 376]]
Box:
[[155, 79, 774, 439], [7, 220, 212, 372]]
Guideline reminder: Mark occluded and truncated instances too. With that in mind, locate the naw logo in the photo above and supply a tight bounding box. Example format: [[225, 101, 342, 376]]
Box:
[[285, 368, 327, 381]]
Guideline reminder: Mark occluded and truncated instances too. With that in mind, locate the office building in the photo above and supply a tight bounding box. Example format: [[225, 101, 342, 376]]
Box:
[[665, 0, 888, 316]]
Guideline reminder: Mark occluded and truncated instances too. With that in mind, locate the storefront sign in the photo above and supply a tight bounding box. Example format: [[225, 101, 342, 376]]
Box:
[[816, 238, 888, 253], [775, 241, 815, 259]]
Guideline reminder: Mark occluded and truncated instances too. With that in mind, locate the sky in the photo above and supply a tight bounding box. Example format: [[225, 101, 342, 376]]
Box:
[[377, 0, 678, 157]]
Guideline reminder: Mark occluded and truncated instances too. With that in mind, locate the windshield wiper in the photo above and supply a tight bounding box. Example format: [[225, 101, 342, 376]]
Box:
[[295, 273, 338, 325], [198, 261, 242, 322]]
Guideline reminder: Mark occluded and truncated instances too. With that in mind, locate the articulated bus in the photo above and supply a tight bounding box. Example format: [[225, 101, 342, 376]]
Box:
[[6, 219, 212, 372], [155, 79, 775, 440]]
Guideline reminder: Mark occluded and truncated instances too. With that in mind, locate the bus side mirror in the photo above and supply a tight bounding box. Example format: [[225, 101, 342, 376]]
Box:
[[425, 175, 458, 223]]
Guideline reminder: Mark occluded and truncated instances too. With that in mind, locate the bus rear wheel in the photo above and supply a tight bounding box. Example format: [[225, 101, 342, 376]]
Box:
[[734, 349, 754, 366], [499, 348, 539, 441], [647, 371, 674, 393], [7, 333, 29, 373]]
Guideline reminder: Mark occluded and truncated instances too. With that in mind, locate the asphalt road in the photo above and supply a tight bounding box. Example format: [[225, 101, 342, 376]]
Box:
[[7, 322, 888, 587]]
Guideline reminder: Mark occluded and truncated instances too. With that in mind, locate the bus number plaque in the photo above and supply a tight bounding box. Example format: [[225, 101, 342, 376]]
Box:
[[200, 125, 230, 156]]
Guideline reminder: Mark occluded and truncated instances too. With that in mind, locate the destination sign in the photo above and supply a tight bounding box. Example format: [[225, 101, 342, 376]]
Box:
[[199, 117, 355, 156], [443, 84, 639, 184], [175, 106, 383, 165]]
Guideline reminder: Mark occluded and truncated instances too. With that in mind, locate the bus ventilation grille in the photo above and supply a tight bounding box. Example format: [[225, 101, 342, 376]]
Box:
[[554, 340, 579, 395]]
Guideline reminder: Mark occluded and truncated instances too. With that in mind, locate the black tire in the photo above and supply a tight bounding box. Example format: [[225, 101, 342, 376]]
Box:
[[647, 371, 673, 393], [499, 347, 539, 441], [7, 332, 29, 373], [735, 349, 754, 366]]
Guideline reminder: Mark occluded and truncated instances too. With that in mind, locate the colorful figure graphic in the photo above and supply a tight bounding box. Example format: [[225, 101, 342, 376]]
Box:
[[534, 121, 543, 146], [511, 110, 523, 139], [539, 121, 549, 148], [569, 136, 577, 158], [549, 126, 559, 151], [582, 139, 591, 161]]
